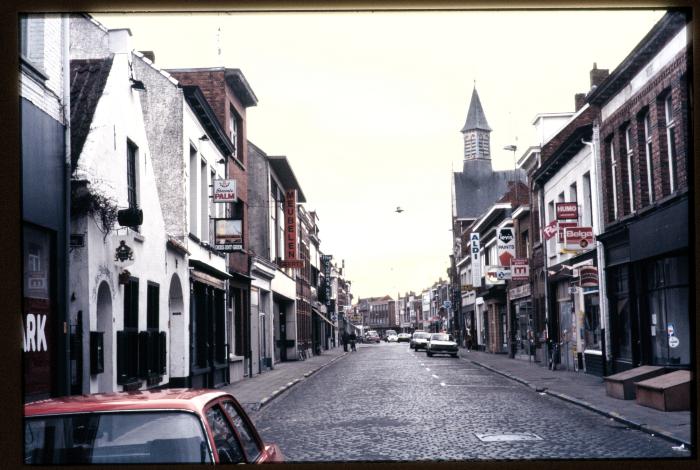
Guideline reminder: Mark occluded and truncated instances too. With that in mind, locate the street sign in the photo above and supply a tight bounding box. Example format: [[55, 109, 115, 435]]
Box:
[[511, 258, 529, 281], [669, 336, 680, 348], [443, 300, 452, 310]]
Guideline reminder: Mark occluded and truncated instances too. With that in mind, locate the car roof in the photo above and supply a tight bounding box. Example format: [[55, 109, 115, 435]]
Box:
[[25, 388, 230, 417]]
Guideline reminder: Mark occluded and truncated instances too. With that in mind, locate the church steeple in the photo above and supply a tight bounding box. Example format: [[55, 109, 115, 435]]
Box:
[[461, 86, 492, 161]]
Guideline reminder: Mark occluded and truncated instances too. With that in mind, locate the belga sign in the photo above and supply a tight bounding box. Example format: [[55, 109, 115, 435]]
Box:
[[563, 226, 594, 252]]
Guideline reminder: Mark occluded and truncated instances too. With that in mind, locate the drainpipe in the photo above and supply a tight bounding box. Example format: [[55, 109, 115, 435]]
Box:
[[62, 14, 72, 396], [582, 123, 610, 376], [538, 184, 551, 365]]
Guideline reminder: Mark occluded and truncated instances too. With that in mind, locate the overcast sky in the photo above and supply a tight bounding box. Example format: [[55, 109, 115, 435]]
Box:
[[94, 9, 664, 300]]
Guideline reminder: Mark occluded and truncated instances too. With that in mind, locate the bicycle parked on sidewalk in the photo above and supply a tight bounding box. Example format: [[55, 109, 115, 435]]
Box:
[[297, 345, 307, 361]]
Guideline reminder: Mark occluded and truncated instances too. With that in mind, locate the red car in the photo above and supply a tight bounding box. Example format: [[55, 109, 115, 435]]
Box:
[[24, 388, 284, 464]]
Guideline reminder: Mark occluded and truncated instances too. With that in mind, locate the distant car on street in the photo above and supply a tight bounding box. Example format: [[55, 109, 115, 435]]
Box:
[[410, 331, 430, 350], [387, 333, 399, 342], [24, 389, 284, 465], [397, 333, 411, 342], [383, 330, 398, 342], [425, 333, 459, 357], [364, 330, 380, 343]]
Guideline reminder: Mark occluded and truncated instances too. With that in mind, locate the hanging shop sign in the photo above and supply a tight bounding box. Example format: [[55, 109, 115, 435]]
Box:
[[321, 254, 333, 306], [557, 222, 577, 243], [470, 232, 481, 287], [285, 189, 298, 261], [497, 228, 516, 267], [556, 202, 578, 220], [579, 265, 599, 287], [543, 219, 558, 240], [213, 179, 237, 203], [214, 218, 243, 251], [279, 260, 304, 269], [511, 258, 529, 281], [563, 226, 594, 252], [485, 265, 508, 285], [114, 237, 135, 268]]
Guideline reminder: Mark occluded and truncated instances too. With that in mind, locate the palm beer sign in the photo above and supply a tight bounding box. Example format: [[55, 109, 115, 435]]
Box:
[[213, 179, 237, 202]]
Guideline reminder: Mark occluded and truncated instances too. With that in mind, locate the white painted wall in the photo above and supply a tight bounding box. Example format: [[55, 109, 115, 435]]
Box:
[[20, 15, 66, 123], [70, 48, 188, 393], [543, 145, 598, 268]]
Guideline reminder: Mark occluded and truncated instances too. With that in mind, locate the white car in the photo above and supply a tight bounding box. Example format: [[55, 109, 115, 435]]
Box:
[[425, 333, 459, 357], [397, 333, 411, 343], [410, 331, 430, 350], [387, 334, 399, 342]]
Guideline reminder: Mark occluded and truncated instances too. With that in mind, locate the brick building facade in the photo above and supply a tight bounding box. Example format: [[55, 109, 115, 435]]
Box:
[[588, 11, 691, 373]]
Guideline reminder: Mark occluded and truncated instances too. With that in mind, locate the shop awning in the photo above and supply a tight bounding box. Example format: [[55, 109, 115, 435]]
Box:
[[312, 308, 335, 327]]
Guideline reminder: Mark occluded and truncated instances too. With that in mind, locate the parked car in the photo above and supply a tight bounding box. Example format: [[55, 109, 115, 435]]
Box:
[[410, 331, 430, 350], [365, 330, 380, 343], [383, 330, 398, 342], [397, 333, 411, 343], [24, 389, 284, 464], [425, 333, 459, 357]]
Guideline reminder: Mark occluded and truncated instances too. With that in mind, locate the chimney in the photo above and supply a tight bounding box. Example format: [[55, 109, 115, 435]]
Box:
[[140, 50, 156, 63], [108, 28, 132, 54], [589, 62, 609, 90], [575, 93, 587, 111]]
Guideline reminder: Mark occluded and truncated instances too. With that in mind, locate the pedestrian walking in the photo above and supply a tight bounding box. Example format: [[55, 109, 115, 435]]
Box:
[[464, 330, 472, 352], [349, 332, 357, 352], [342, 331, 349, 352]]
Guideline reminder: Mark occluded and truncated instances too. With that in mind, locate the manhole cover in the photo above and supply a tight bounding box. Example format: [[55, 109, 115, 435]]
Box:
[[475, 432, 543, 442]]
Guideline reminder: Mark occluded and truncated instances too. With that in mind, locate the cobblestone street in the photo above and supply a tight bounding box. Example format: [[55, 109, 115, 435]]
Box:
[[253, 342, 684, 462]]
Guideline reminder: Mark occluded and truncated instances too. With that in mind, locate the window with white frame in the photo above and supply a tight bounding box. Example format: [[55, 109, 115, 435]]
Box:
[[609, 139, 618, 220], [664, 94, 677, 193], [200, 159, 208, 242], [189, 145, 198, 236], [229, 106, 239, 161], [582, 172, 593, 227], [643, 112, 654, 204], [624, 126, 635, 213]]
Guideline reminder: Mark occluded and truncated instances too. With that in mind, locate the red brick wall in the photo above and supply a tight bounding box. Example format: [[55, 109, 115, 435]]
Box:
[[599, 50, 689, 227]]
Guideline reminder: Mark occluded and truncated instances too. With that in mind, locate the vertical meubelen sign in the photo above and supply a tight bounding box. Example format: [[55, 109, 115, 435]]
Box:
[[285, 189, 297, 261]]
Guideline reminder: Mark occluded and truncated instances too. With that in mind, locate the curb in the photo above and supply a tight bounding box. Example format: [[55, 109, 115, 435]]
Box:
[[256, 352, 350, 411], [468, 359, 692, 450]]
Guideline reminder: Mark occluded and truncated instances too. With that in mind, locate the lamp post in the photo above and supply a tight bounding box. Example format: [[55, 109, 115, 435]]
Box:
[[504, 144, 518, 359]]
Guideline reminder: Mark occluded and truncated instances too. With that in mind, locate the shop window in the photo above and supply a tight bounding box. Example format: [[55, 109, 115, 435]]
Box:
[[607, 266, 633, 364], [583, 292, 601, 350], [644, 255, 689, 366]]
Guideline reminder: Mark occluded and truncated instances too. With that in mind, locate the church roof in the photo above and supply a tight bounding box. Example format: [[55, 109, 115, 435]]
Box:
[[453, 160, 526, 219], [460, 87, 491, 133]]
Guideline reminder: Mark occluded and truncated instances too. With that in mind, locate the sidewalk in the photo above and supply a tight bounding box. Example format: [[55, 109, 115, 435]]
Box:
[[222, 347, 348, 415], [460, 348, 692, 449]]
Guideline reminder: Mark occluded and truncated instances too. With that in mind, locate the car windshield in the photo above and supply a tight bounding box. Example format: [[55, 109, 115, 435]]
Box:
[[430, 334, 450, 341], [24, 411, 211, 464], [413, 333, 429, 339]]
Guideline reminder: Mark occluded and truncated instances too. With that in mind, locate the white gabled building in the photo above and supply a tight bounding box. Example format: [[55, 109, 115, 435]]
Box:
[[68, 19, 189, 393]]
